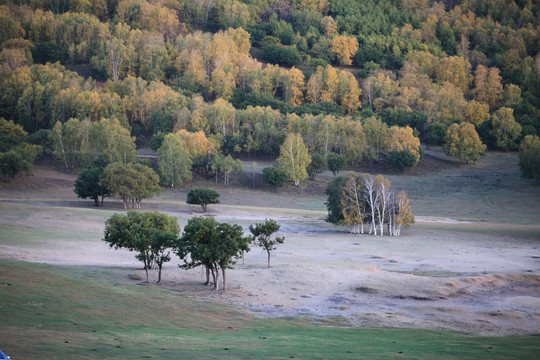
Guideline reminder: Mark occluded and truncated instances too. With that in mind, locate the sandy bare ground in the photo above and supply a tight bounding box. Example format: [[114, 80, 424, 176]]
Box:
[[1, 164, 540, 336], [154, 208, 540, 337]]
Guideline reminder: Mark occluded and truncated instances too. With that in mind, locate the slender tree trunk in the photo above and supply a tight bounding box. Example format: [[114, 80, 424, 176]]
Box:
[[93, 195, 99, 207], [266, 249, 271, 268], [204, 265, 211, 285], [144, 260, 149, 282], [211, 267, 217, 289], [221, 268, 226, 290], [213, 265, 220, 290], [157, 263, 162, 283]]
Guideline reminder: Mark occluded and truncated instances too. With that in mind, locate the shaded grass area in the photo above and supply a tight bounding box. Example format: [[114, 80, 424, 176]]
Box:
[[152, 150, 540, 223], [387, 151, 540, 223], [1, 150, 539, 223], [1, 260, 539, 359]]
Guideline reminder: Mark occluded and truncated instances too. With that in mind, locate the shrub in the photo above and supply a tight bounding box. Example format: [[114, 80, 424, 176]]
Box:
[[262, 166, 288, 188], [385, 150, 417, 171]]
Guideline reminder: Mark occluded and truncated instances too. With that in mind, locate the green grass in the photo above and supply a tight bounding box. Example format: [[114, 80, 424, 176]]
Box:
[[387, 151, 540, 223], [1, 152, 539, 358], [155, 150, 540, 223], [1, 260, 539, 360]]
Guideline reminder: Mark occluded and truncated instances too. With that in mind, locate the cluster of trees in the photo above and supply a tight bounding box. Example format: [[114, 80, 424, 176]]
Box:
[[326, 173, 414, 236], [104, 212, 285, 289], [0, 118, 38, 178], [103, 211, 180, 283], [52, 117, 136, 169], [74, 161, 161, 209], [1, 0, 539, 180]]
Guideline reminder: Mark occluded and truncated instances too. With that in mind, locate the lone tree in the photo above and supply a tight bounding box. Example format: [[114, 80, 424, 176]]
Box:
[[174, 217, 251, 290], [103, 211, 180, 283], [186, 187, 220, 213], [101, 162, 161, 209], [74, 167, 109, 207], [249, 219, 285, 267], [306, 152, 327, 180]]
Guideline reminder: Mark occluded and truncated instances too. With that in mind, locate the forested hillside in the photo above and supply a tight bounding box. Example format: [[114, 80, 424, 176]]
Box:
[[1, 0, 539, 178]]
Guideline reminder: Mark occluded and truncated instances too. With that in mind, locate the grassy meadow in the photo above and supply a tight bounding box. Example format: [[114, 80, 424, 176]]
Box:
[[1, 260, 539, 359], [1, 150, 540, 358]]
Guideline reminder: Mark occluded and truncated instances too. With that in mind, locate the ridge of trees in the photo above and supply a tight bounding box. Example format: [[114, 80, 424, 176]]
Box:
[[0, 0, 539, 178]]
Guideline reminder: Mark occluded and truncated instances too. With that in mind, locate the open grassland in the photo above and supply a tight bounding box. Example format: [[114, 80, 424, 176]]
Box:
[[1, 260, 539, 360], [151, 149, 540, 223], [0, 150, 539, 358], [2, 150, 539, 224]]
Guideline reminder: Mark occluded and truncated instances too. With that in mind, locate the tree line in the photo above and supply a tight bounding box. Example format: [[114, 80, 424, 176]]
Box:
[[1, 0, 539, 181]]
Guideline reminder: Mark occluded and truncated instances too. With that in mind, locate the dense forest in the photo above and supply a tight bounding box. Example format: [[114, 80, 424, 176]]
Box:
[[0, 0, 539, 180]]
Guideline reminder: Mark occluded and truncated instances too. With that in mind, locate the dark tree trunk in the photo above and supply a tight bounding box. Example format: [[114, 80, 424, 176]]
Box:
[[204, 265, 211, 285], [144, 260, 149, 282], [157, 263, 162, 283], [93, 195, 99, 207]]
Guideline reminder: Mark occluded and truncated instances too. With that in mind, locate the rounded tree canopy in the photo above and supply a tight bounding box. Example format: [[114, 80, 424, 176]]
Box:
[[186, 187, 220, 213]]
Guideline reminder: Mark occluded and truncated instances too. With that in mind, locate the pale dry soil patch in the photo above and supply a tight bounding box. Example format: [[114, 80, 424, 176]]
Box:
[[1, 163, 539, 337], [158, 210, 540, 337]]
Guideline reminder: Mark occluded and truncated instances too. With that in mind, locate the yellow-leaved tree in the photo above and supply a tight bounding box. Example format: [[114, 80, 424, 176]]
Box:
[[277, 133, 311, 187], [176, 129, 217, 158], [392, 191, 414, 236], [386, 126, 421, 164], [464, 100, 490, 126], [490, 107, 522, 151], [332, 35, 359, 66], [473, 65, 503, 110], [443, 122, 486, 163]]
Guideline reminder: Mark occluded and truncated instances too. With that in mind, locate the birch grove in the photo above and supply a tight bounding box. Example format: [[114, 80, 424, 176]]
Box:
[[334, 173, 414, 236]]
